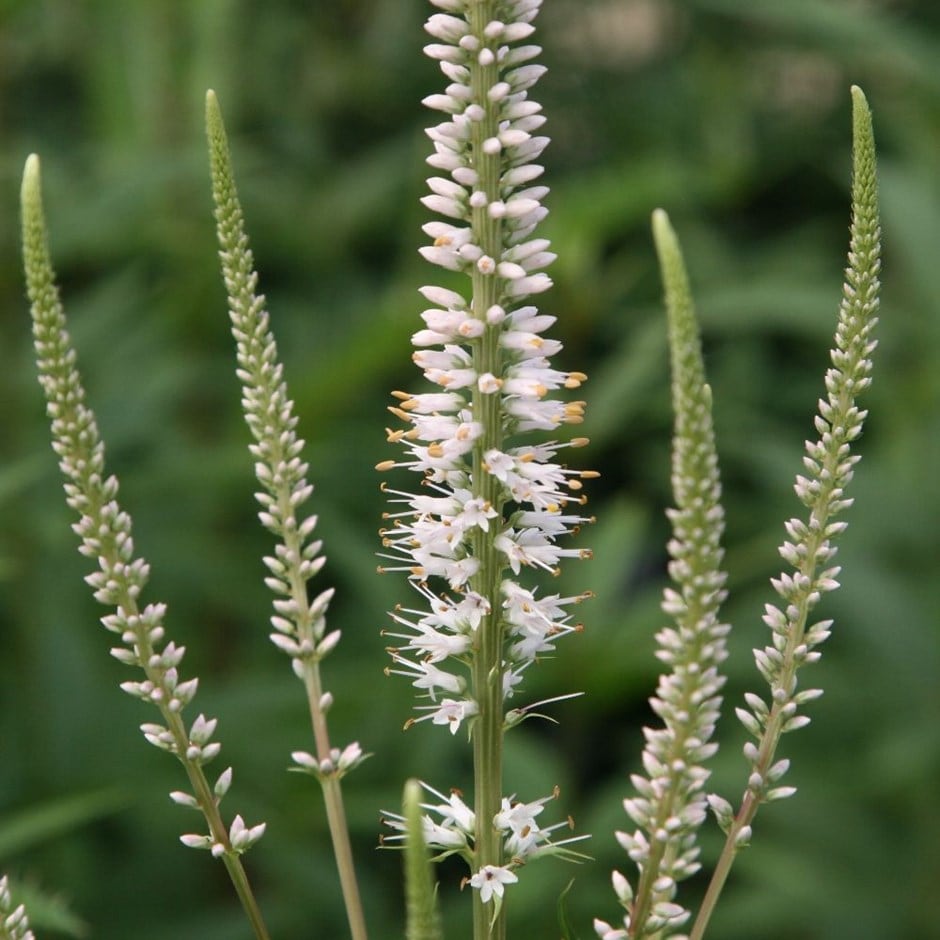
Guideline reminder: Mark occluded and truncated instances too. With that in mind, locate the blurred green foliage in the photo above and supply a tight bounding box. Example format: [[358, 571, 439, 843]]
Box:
[[1, 1, 938, 937]]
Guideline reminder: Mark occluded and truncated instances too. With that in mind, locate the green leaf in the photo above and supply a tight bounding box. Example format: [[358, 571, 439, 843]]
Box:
[[556, 879, 580, 940], [0, 788, 129, 858]]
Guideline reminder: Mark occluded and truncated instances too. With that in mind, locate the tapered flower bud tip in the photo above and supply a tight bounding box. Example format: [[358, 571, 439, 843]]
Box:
[[651, 208, 676, 248], [21, 153, 42, 209], [205, 88, 223, 131], [403, 777, 422, 812], [23, 152, 40, 183], [850, 85, 872, 131]]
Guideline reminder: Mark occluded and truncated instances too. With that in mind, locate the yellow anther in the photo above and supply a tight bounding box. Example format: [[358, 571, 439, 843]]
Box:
[[565, 371, 588, 389]]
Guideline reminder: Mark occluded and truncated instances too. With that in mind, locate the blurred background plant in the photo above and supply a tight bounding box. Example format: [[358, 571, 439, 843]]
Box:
[[0, 1, 937, 937]]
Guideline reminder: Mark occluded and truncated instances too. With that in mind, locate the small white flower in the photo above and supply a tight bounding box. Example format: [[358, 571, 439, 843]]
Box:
[[469, 864, 518, 903], [414, 697, 477, 734], [387, 654, 465, 699]]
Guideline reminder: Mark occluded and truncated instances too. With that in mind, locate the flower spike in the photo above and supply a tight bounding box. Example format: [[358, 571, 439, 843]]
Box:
[[380, 1, 592, 929], [206, 90, 368, 940], [22, 153, 270, 940], [608, 209, 729, 937], [687, 86, 881, 940]]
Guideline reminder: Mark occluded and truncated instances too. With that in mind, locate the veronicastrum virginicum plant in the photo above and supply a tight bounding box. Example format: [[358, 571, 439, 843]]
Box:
[[11, 0, 880, 937]]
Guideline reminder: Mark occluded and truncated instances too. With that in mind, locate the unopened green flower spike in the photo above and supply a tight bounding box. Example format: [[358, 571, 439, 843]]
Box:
[[597, 209, 729, 939], [205, 89, 368, 940], [691, 84, 880, 940], [21, 153, 271, 940], [597, 86, 880, 940]]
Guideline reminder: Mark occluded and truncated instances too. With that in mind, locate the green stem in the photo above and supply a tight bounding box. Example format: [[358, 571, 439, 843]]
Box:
[[302, 662, 369, 940], [468, 3, 508, 937], [688, 787, 759, 940], [280, 442, 368, 940], [122, 585, 273, 940]]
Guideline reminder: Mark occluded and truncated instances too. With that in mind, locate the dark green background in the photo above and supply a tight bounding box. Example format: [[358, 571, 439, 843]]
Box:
[[1, 0, 938, 937]]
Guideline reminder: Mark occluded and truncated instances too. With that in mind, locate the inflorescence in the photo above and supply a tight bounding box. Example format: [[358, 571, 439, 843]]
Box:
[[377, 0, 593, 907]]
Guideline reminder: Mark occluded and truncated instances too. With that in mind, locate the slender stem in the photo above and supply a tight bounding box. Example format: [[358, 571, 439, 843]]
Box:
[[281, 444, 367, 940], [115, 582, 272, 940], [688, 791, 757, 940], [302, 663, 369, 940], [467, 4, 508, 937], [219, 854, 273, 940]]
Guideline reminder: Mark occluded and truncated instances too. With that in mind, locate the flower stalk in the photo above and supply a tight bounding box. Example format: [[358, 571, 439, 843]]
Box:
[[379, 0, 592, 934], [21, 153, 270, 940], [688, 85, 880, 940], [205, 90, 368, 940], [597, 209, 729, 940]]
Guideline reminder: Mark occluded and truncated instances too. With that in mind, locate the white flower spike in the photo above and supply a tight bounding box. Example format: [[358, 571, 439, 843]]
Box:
[[379, 2, 592, 924]]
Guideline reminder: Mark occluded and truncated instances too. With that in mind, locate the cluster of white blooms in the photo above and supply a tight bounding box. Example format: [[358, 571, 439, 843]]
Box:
[[382, 783, 587, 885], [291, 741, 365, 781], [377, 0, 593, 906], [378, 0, 593, 736], [180, 812, 267, 858]]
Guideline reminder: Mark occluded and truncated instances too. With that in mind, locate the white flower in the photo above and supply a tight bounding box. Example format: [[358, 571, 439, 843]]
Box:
[[387, 654, 465, 700], [469, 864, 518, 903], [495, 795, 549, 855], [381, 779, 476, 855], [412, 697, 478, 734]]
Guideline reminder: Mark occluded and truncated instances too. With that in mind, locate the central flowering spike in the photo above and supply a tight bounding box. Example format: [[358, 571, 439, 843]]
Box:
[[377, 0, 593, 927]]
